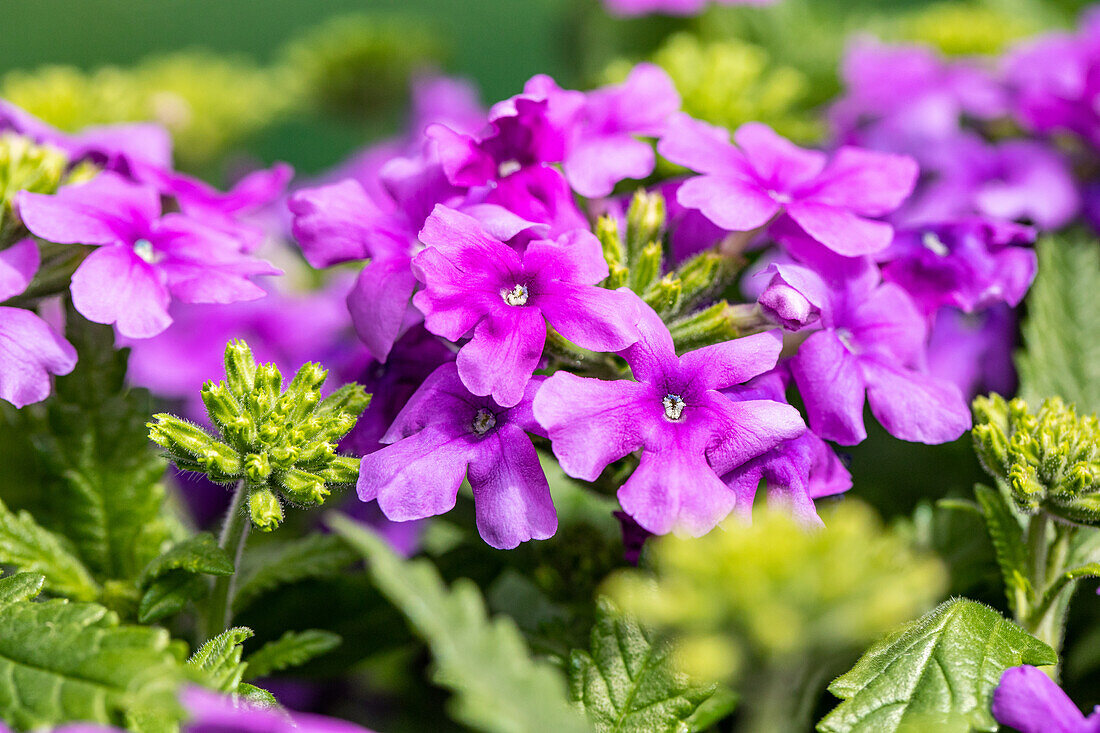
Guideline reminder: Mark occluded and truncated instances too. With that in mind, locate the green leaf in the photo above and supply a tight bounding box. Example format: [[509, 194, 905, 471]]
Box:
[[23, 313, 176, 581], [819, 598, 1057, 733], [138, 571, 208, 624], [972, 484, 1029, 614], [243, 629, 342, 680], [0, 494, 98, 601], [330, 513, 590, 733], [1031, 562, 1100, 624], [188, 626, 254, 693], [237, 682, 279, 707], [1017, 232, 1100, 415], [232, 533, 357, 613], [0, 572, 186, 731], [569, 596, 720, 732], [139, 532, 234, 587]]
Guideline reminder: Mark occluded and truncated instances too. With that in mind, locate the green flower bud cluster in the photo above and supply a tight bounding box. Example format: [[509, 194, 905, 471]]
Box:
[[598, 191, 739, 324], [973, 394, 1100, 523], [606, 501, 945, 682], [149, 340, 371, 531], [0, 134, 66, 238], [893, 3, 1038, 57]]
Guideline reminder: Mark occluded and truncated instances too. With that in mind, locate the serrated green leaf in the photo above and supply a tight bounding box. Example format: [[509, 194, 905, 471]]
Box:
[[0, 572, 186, 731], [243, 629, 342, 680], [0, 495, 98, 601], [138, 571, 208, 624], [139, 532, 234, 587], [972, 484, 1029, 614], [819, 598, 1057, 733], [237, 682, 279, 707], [22, 313, 176, 582], [330, 513, 590, 733], [232, 533, 357, 613], [188, 626, 254, 693], [569, 596, 720, 732], [1017, 232, 1100, 415], [1031, 562, 1100, 625], [0, 572, 45, 605]]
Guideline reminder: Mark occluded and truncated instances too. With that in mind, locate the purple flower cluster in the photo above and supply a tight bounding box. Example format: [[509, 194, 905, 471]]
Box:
[[0, 102, 288, 407], [288, 62, 985, 548]]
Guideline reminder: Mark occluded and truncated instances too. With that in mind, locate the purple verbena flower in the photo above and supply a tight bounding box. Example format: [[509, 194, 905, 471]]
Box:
[[17, 172, 279, 339], [659, 113, 918, 256], [358, 362, 556, 549], [783, 253, 972, 445], [926, 305, 1017, 399], [180, 686, 375, 733], [721, 369, 851, 524], [0, 238, 77, 407], [880, 218, 1037, 318], [992, 665, 1100, 733], [533, 295, 805, 535], [412, 205, 641, 407]]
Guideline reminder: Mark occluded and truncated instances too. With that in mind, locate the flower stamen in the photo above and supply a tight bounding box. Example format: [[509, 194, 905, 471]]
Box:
[[472, 408, 497, 435], [502, 284, 529, 306], [663, 394, 685, 421]]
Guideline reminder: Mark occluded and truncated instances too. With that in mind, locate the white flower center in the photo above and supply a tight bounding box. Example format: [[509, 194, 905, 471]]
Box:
[[767, 189, 792, 204], [662, 394, 686, 421], [472, 408, 497, 435], [502, 284, 529, 306], [922, 231, 949, 257], [498, 159, 522, 178], [133, 238, 157, 264], [837, 328, 857, 353]]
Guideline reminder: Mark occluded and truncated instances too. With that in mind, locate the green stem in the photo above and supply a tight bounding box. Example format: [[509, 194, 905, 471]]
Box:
[[1019, 514, 1074, 674], [736, 657, 829, 733], [202, 480, 250, 640], [1027, 513, 1049, 597]]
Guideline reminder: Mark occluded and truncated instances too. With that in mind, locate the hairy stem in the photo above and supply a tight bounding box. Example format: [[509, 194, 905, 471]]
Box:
[[202, 480, 250, 639]]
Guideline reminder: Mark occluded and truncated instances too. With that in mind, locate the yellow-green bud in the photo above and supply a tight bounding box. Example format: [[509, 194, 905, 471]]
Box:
[[248, 488, 284, 532]]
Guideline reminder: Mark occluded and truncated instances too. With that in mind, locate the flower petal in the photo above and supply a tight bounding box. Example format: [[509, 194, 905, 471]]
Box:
[[358, 426, 474, 521], [0, 238, 39, 302], [702, 393, 807, 476], [619, 448, 736, 536], [468, 424, 557, 549], [679, 329, 783, 393], [457, 307, 546, 408], [657, 112, 747, 175], [800, 147, 918, 216], [992, 666, 1085, 733], [785, 201, 894, 256], [17, 172, 159, 245], [70, 245, 171, 339], [564, 134, 655, 198], [0, 306, 77, 407], [861, 358, 971, 444], [533, 371, 649, 481], [523, 229, 609, 284], [676, 174, 780, 232], [618, 293, 678, 383], [538, 281, 640, 352], [734, 122, 827, 189], [348, 257, 418, 362], [288, 179, 390, 268], [790, 329, 867, 445]]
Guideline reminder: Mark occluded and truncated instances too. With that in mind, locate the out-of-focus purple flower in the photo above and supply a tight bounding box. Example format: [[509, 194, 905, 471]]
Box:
[[899, 134, 1079, 230], [926, 305, 1017, 399], [18, 172, 279, 339], [534, 295, 805, 535], [358, 362, 556, 549], [1005, 10, 1100, 151], [413, 206, 641, 407], [180, 686, 375, 733], [0, 238, 77, 407], [603, 0, 775, 17], [614, 510, 651, 565], [659, 114, 918, 256], [0, 99, 172, 171], [786, 258, 972, 446], [880, 218, 1036, 317], [721, 369, 850, 524], [430, 65, 679, 197], [831, 38, 1006, 155], [992, 665, 1100, 733]]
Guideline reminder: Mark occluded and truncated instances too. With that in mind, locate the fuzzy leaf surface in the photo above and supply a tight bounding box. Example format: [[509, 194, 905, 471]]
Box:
[[1017, 233, 1100, 414], [232, 533, 357, 613], [139, 532, 234, 587], [243, 629, 342, 680], [819, 598, 1057, 733], [972, 484, 1028, 614], [569, 597, 719, 732], [0, 495, 98, 601], [187, 626, 253, 693], [330, 513, 590, 733]]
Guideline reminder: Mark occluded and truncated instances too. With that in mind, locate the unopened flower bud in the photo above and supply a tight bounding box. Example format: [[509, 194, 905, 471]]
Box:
[[222, 340, 257, 398], [248, 488, 284, 532], [280, 468, 330, 506], [758, 274, 820, 331], [625, 189, 665, 262]]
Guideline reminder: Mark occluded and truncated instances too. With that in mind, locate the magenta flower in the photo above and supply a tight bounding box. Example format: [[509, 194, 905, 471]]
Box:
[[533, 296, 805, 535], [603, 0, 775, 17], [180, 686, 375, 733], [926, 305, 1017, 399], [412, 205, 641, 407], [430, 65, 679, 197], [17, 172, 279, 339], [0, 99, 172, 171], [880, 218, 1037, 318], [358, 362, 556, 549], [658, 113, 918, 256], [786, 261, 971, 446], [992, 666, 1100, 733], [0, 238, 77, 407], [721, 370, 850, 524]]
